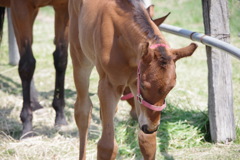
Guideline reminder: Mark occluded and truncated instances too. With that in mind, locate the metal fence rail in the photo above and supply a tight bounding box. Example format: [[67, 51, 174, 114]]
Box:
[[159, 23, 240, 60]]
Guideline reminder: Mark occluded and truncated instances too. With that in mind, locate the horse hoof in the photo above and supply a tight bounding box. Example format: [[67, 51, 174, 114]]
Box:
[[20, 131, 36, 139], [55, 116, 68, 126]]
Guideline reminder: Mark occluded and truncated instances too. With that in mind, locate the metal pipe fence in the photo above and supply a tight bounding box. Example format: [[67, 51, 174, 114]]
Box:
[[159, 23, 240, 60]]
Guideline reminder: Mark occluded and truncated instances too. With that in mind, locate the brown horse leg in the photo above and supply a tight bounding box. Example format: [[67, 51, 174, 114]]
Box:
[[69, 6, 93, 159], [10, 2, 39, 137], [52, 5, 69, 126], [138, 130, 157, 160], [18, 42, 36, 138], [97, 78, 120, 160], [73, 63, 93, 160]]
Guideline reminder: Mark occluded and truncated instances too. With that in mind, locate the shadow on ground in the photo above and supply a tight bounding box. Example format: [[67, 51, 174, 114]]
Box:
[[0, 107, 22, 139], [0, 74, 21, 95]]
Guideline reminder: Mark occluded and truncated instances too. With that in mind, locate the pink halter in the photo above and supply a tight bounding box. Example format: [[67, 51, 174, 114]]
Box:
[[136, 62, 166, 111], [149, 43, 169, 49], [120, 93, 134, 100], [120, 43, 169, 111]]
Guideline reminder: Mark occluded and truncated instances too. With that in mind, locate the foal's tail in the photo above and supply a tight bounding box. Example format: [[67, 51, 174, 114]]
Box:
[[0, 7, 5, 45]]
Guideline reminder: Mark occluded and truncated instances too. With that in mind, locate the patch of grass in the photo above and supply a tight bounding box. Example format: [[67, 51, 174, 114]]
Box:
[[158, 103, 209, 151], [115, 119, 140, 159], [235, 126, 240, 144], [229, 0, 240, 37], [153, 0, 203, 32]]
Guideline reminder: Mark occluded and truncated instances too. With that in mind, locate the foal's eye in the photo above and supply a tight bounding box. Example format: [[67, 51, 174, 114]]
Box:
[[158, 88, 163, 95], [140, 83, 145, 90]]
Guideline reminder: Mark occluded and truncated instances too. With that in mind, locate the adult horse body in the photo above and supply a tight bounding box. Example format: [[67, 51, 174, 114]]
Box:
[[0, 0, 69, 137], [69, 0, 197, 159]]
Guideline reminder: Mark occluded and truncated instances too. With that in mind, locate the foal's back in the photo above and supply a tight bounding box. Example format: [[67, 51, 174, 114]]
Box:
[[75, 0, 134, 64]]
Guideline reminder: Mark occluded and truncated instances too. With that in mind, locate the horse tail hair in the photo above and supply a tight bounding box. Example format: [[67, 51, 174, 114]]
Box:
[[0, 7, 5, 45]]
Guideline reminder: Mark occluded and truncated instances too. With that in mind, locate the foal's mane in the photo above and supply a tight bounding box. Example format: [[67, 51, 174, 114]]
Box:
[[128, 0, 160, 41], [128, 0, 170, 65], [118, 0, 169, 65]]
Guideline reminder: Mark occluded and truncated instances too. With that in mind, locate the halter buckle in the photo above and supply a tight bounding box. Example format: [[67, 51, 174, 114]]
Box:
[[137, 94, 143, 104]]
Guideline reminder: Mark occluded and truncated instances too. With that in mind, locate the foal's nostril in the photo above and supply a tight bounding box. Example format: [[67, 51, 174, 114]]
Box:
[[141, 124, 159, 134], [141, 125, 148, 133]]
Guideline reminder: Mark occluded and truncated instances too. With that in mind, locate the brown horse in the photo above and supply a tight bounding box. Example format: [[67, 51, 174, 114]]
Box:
[[69, 0, 197, 159], [0, 0, 69, 138]]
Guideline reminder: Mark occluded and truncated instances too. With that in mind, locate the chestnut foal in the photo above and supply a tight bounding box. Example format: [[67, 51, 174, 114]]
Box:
[[69, 0, 197, 159]]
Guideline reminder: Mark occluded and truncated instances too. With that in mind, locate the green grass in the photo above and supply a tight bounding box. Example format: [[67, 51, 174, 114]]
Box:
[[0, 1, 240, 159], [229, 0, 240, 37], [153, 0, 204, 32]]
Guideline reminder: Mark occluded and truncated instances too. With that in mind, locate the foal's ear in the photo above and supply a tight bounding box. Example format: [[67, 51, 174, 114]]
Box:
[[153, 12, 171, 26], [171, 43, 198, 61], [146, 5, 154, 18]]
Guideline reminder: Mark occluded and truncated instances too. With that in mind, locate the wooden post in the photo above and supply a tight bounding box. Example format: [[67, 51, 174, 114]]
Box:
[[202, 0, 236, 142], [7, 8, 19, 66]]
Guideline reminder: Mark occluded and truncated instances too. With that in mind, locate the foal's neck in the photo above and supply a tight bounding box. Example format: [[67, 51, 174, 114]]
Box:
[[119, 17, 163, 61]]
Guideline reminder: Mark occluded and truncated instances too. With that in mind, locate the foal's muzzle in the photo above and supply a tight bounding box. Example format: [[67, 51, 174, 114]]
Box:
[[141, 124, 159, 134]]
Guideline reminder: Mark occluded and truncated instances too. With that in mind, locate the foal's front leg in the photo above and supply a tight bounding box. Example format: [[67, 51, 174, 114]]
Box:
[[52, 5, 69, 126], [129, 83, 157, 159], [97, 78, 121, 160], [138, 131, 157, 160]]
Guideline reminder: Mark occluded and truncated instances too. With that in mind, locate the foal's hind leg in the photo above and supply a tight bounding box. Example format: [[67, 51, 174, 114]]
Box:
[[52, 5, 69, 126], [69, 7, 93, 159], [10, 2, 39, 137], [72, 59, 93, 160]]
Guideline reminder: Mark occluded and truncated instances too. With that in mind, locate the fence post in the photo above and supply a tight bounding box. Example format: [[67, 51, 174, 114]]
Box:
[[202, 0, 236, 142], [7, 8, 19, 66]]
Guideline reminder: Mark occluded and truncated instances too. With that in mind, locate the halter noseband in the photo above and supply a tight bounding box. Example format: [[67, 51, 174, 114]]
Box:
[[121, 43, 169, 111]]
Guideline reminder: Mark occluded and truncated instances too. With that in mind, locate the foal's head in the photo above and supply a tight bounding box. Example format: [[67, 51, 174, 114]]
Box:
[[137, 42, 197, 134]]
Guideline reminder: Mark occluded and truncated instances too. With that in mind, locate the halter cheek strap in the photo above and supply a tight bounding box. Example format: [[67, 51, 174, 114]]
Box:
[[136, 62, 166, 111], [120, 43, 169, 111]]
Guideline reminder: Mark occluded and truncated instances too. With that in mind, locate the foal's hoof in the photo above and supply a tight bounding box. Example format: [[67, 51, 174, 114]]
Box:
[[31, 101, 44, 111]]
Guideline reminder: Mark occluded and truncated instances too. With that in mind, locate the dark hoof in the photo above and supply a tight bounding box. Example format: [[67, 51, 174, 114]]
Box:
[[20, 131, 37, 140], [55, 116, 68, 127], [31, 101, 44, 111], [52, 98, 67, 126]]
